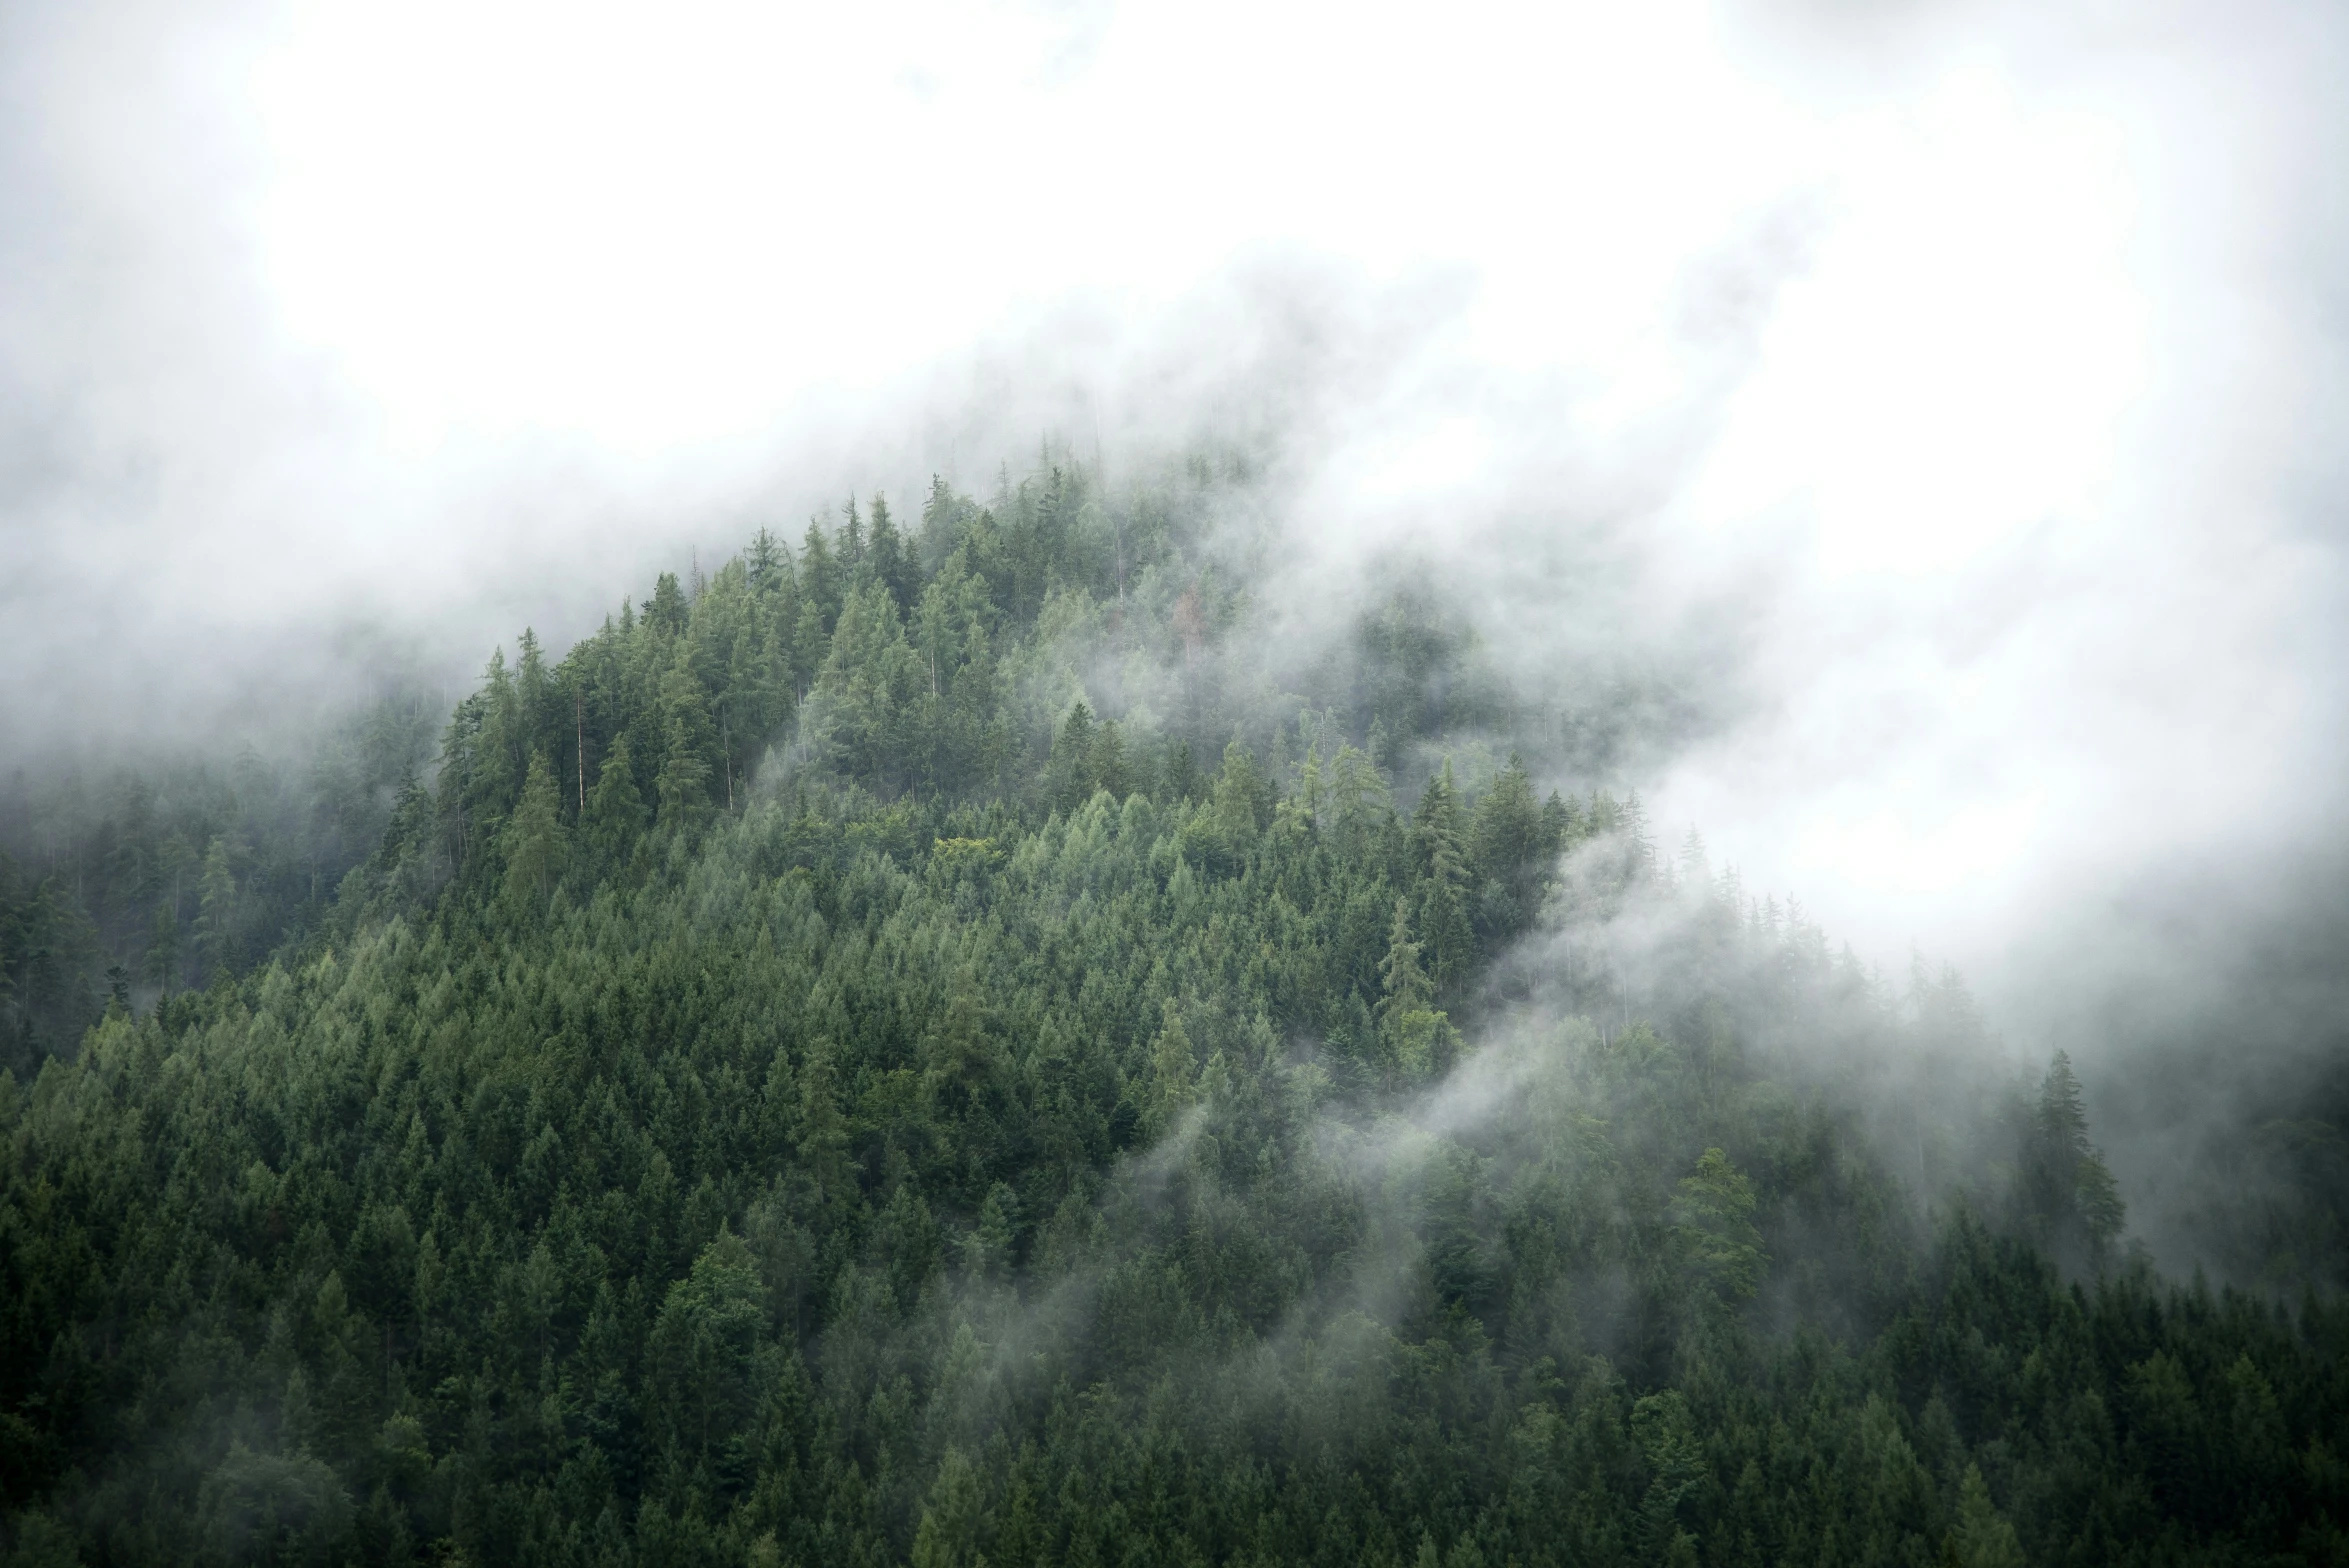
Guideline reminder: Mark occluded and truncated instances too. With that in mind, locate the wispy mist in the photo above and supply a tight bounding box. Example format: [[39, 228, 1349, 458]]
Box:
[[4, 0, 2346, 1261]]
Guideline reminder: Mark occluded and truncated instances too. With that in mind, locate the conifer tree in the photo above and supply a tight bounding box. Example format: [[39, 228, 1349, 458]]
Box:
[[517, 626, 548, 716], [868, 492, 914, 615], [1052, 702, 1096, 810], [746, 526, 786, 589], [585, 731, 647, 860], [1951, 1466, 2025, 1568], [4, 468, 2326, 1568], [799, 518, 840, 637], [1377, 897, 1430, 1022], [1210, 739, 1270, 836], [1672, 1147, 1766, 1302], [192, 835, 237, 976], [655, 661, 717, 825], [810, 579, 920, 789], [1146, 1007, 1197, 1132], [789, 597, 828, 706], [2022, 1050, 2126, 1259], [143, 899, 179, 996], [918, 474, 961, 575], [1089, 720, 1130, 803], [793, 1043, 853, 1213], [1414, 763, 1473, 988], [1165, 738, 1199, 804], [1540, 788, 1580, 853], [500, 751, 568, 907], [647, 572, 690, 638], [840, 494, 864, 568], [1469, 752, 1543, 940]]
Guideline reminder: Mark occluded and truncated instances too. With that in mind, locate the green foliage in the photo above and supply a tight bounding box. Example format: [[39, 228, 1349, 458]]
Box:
[[1672, 1147, 1766, 1303], [0, 458, 2341, 1567], [585, 730, 648, 862], [2017, 1049, 2127, 1265], [1950, 1464, 2024, 1568], [499, 751, 569, 909], [0, 691, 437, 1069]]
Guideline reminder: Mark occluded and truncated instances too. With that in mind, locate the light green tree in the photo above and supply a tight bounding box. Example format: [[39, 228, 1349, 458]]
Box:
[[499, 751, 568, 907]]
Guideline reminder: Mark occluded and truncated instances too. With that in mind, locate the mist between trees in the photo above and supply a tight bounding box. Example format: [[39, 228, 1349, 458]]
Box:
[[1, 451, 2343, 1566]]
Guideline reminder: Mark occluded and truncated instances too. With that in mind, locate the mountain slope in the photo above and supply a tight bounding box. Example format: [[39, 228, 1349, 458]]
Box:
[[2, 465, 2343, 1567]]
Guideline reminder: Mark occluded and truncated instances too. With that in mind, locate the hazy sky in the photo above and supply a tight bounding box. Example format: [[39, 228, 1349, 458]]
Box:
[[3, 0, 2346, 1037]]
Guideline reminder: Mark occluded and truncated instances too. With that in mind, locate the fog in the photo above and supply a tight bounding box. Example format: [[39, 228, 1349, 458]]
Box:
[[4, 0, 2347, 1249]]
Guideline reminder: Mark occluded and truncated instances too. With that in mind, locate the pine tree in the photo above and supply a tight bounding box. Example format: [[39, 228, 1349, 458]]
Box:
[[746, 526, 786, 590], [918, 474, 962, 575], [1414, 763, 1473, 988], [1089, 720, 1130, 803], [1052, 702, 1096, 810], [517, 626, 548, 717], [840, 494, 864, 569], [794, 1043, 853, 1212], [1539, 788, 1580, 854], [868, 492, 914, 615], [585, 730, 648, 862], [790, 597, 828, 706], [1672, 1148, 1766, 1302], [1469, 752, 1543, 940], [1165, 738, 1199, 804], [192, 836, 237, 977], [910, 1447, 985, 1568], [1618, 789, 1657, 882], [2023, 1050, 2126, 1258], [655, 661, 717, 826], [810, 579, 921, 790], [143, 899, 180, 997], [1327, 744, 1390, 851], [646, 572, 690, 638], [499, 751, 568, 907], [1146, 1007, 1197, 1132], [1210, 739, 1270, 835], [1377, 897, 1430, 1022], [799, 518, 841, 637], [1950, 1466, 2025, 1568]]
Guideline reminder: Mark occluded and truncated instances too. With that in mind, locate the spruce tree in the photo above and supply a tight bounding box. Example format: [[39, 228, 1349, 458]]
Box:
[[1089, 720, 1130, 802], [500, 751, 568, 907], [868, 492, 914, 615], [192, 835, 237, 977], [799, 518, 840, 636], [585, 731, 647, 860], [2023, 1050, 2126, 1259], [1378, 896, 1430, 1021], [1052, 701, 1096, 810], [654, 661, 717, 826]]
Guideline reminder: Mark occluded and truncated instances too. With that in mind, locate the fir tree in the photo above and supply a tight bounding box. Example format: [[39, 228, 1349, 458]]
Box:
[[868, 491, 914, 616], [499, 751, 568, 906], [192, 835, 237, 976], [585, 730, 647, 860], [1052, 701, 1096, 810], [654, 661, 717, 825]]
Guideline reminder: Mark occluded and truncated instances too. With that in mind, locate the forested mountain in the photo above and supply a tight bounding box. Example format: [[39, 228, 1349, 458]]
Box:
[[2, 461, 2344, 1567]]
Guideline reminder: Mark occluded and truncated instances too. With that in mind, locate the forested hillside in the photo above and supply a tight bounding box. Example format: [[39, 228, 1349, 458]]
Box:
[[2, 462, 2345, 1567], [0, 694, 437, 1076]]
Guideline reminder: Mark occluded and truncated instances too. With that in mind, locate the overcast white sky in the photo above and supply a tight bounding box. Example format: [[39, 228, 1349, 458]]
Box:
[[3, 0, 2345, 1027]]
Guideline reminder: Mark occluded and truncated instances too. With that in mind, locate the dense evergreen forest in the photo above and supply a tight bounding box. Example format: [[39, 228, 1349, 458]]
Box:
[[3, 461, 2346, 1567]]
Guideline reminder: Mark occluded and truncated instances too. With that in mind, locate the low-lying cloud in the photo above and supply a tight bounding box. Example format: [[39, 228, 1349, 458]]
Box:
[[3, 0, 2346, 1227]]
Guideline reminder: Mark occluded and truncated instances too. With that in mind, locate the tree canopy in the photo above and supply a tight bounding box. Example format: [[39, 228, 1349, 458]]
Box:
[[1, 458, 2343, 1567]]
